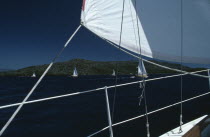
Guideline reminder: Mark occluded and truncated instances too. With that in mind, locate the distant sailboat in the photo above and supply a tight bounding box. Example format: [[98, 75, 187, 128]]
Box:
[[2, 1, 210, 137], [130, 76, 135, 79], [72, 67, 78, 77], [31, 73, 36, 78], [112, 69, 116, 76], [129, 73, 135, 79], [137, 60, 148, 78]]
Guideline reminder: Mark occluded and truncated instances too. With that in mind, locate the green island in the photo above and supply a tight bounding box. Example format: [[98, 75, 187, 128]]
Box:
[[0, 59, 204, 76]]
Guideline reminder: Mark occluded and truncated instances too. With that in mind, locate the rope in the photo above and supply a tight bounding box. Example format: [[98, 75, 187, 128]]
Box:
[[138, 82, 144, 106], [134, 0, 145, 106], [142, 82, 150, 137], [127, 0, 144, 107], [0, 70, 206, 111], [0, 70, 208, 137], [0, 25, 82, 136], [108, 38, 209, 79], [119, 0, 125, 47], [88, 89, 210, 137], [208, 69, 210, 89], [111, 0, 126, 124], [134, 0, 150, 136], [83, 29, 210, 79], [179, 0, 183, 132]]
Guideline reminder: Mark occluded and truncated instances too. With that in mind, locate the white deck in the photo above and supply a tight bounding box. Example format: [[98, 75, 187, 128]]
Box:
[[160, 115, 207, 137]]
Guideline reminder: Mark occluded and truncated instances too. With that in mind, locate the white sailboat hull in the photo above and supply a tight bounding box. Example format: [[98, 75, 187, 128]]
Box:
[[136, 74, 148, 78], [160, 115, 207, 137], [31, 73, 36, 78], [130, 76, 135, 79], [72, 67, 78, 77]]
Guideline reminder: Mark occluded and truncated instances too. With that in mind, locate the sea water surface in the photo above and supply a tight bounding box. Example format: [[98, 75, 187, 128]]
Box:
[[0, 73, 210, 137]]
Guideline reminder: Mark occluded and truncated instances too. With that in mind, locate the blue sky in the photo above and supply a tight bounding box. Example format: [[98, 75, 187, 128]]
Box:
[[0, 0, 135, 69], [0, 0, 210, 69]]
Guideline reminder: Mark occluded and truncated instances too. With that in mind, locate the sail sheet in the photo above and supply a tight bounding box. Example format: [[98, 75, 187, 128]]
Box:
[[81, 0, 210, 64]]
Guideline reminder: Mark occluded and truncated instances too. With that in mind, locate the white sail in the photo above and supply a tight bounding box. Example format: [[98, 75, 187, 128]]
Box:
[[31, 73, 36, 78], [112, 70, 116, 76], [81, 0, 210, 64], [137, 60, 147, 78], [72, 67, 78, 77]]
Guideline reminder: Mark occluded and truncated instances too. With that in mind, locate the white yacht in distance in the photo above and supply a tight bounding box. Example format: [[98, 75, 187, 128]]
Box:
[[0, 0, 210, 137], [72, 67, 78, 77], [31, 73, 36, 78], [130, 76, 135, 79], [112, 69, 116, 76], [137, 60, 148, 78]]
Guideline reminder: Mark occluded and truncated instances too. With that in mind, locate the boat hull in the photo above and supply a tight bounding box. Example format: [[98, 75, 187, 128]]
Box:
[[160, 115, 208, 137]]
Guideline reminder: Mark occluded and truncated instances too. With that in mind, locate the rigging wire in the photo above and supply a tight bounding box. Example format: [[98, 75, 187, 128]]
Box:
[[179, 0, 183, 132], [208, 69, 210, 89], [83, 25, 209, 79], [0, 25, 82, 136], [128, 0, 144, 106], [0, 70, 206, 110], [88, 87, 210, 137], [134, 0, 150, 136], [111, 0, 126, 123], [135, 0, 144, 108]]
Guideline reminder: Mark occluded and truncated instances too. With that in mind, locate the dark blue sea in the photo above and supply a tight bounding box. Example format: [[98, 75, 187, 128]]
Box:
[[0, 73, 210, 137]]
